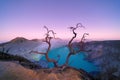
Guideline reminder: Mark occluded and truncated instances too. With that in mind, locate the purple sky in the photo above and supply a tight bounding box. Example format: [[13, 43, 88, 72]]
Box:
[[0, 0, 120, 42]]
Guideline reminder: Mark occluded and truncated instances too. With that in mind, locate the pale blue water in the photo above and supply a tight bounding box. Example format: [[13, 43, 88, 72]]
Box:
[[40, 46, 98, 72]]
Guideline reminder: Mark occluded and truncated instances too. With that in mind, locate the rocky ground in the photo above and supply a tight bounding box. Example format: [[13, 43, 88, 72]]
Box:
[[0, 61, 93, 80], [84, 40, 120, 80], [0, 61, 37, 80]]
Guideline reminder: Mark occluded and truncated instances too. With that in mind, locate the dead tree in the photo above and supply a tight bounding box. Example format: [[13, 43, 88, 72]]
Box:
[[65, 23, 85, 65], [31, 26, 59, 67]]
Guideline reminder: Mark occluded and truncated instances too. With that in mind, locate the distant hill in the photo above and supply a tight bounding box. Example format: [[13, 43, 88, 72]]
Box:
[[10, 37, 28, 43]]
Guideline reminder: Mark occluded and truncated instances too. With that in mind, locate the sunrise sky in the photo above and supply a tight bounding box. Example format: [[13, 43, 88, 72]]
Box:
[[0, 0, 120, 42]]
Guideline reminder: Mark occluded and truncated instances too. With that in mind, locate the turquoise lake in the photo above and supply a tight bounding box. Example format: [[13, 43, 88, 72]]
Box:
[[40, 46, 98, 72]]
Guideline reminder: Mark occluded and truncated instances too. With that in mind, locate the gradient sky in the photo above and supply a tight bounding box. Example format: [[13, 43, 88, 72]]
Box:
[[0, 0, 120, 42]]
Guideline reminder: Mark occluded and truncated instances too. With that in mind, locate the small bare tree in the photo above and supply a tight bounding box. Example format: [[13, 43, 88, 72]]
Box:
[[31, 26, 59, 67], [65, 23, 88, 66]]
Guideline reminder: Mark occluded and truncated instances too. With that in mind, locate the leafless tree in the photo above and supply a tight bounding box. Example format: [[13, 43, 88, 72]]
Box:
[[65, 23, 87, 66], [31, 26, 59, 67]]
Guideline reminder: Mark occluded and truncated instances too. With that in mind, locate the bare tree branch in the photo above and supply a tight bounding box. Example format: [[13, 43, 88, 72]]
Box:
[[79, 33, 89, 51], [80, 33, 89, 42]]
